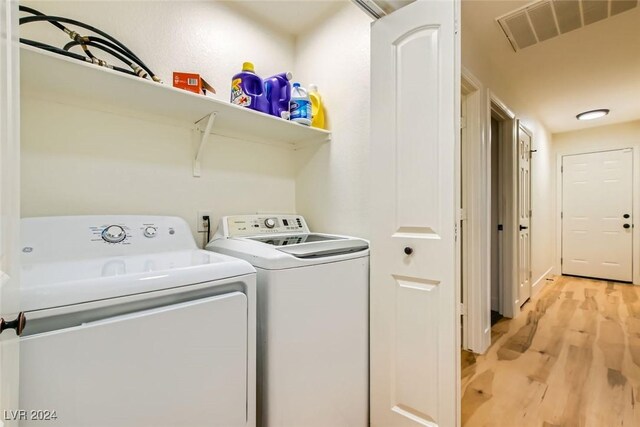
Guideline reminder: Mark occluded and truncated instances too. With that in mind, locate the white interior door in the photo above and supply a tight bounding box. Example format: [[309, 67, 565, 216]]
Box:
[[562, 149, 633, 282], [370, 0, 459, 425], [0, 0, 22, 421], [517, 125, 531, 304]]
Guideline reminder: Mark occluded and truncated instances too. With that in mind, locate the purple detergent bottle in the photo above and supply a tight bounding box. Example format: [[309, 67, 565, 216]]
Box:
[[230, 62, 269, 114], [264, 72, 292, 119]]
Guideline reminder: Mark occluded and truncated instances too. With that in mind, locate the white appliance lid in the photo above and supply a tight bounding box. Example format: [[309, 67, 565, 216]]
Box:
[[207, 215, 369, 270]]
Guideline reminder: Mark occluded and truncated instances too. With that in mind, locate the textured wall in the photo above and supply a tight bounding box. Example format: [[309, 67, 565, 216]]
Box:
[[20, 1, 298, 245], [20, 1, 296, 98], [293, 3, 372, 238]]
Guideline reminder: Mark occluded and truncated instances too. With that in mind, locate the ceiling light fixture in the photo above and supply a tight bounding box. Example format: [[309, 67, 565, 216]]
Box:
[[576, 109, 610, 121]]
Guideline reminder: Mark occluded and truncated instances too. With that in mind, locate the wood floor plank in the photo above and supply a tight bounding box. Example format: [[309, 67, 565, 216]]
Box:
[[462, 276, 640, 427]]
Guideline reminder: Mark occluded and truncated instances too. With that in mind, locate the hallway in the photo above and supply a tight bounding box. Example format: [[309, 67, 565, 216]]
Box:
[[462, 276, 640, 426]]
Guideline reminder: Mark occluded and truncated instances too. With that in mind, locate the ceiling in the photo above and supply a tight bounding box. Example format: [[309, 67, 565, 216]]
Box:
[[462, 0, 640, 133], [224, 0, 351, 36]]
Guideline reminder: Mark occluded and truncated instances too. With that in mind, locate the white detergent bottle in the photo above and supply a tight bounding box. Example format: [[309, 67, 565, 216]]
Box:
[[290, 82, 311, 126]]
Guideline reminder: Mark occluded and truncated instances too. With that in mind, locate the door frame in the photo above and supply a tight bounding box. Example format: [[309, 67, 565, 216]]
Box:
[[460, 69, 489, 353], [462, 88, 523, 354], [1, 0, 22, 420], [489, 92, 520, 319], [555, 147, 639, 284]]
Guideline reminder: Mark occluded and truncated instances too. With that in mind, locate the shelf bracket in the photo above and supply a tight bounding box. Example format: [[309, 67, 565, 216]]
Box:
[[193, 112, 217, 177]]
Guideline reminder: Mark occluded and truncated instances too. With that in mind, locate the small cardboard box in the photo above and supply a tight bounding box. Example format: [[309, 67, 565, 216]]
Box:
[[173, 72, 216, 95]]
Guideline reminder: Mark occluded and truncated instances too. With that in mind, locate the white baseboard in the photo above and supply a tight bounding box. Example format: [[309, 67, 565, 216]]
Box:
[[531, 266, 554, 298]]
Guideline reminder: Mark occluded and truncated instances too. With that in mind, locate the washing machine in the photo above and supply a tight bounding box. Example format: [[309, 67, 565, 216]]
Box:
[[19, 215, 256, 427], [206, 214, 369, 427]]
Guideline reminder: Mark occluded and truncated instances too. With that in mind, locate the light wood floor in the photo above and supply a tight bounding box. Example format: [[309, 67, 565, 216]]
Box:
[[462, 276, 640, 427]]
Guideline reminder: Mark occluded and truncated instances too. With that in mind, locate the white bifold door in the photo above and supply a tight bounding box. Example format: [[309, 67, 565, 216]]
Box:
[[370, 0, 459, 426], [562, 149, 633, 282]]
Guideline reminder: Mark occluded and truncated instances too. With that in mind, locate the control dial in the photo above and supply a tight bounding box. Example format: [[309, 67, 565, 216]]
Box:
[[143, 226, 157, 238], [264, 218, 276, 229], [102, 225, 126, 243]]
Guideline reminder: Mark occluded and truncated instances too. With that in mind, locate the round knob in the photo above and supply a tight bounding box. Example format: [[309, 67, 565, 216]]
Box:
[[264, 218, 276, 229], [624, 214, 630, 219], [143, 226, 157, 238], [404, 247, 413, 255], [623, 223, 631, 229], [102, 225, 126, 243]]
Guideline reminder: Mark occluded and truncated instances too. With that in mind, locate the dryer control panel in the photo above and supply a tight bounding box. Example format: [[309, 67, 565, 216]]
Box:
[[221, 215, 310, 237], [21, 216, 196, 263]]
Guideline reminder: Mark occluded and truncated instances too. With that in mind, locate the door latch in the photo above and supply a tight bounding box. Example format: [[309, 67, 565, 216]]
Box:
[[0, 312, 26, 336]]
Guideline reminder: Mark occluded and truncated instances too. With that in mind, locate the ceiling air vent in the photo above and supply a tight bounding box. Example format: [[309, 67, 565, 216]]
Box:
[[497, 0, 638, 51]]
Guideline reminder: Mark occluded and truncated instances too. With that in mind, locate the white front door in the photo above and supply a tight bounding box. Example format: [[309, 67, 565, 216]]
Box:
[[370, 0, 459, 425], [517, 125, 531, 304], [562, 149, 633, 282], [0, 0, 22, 422]]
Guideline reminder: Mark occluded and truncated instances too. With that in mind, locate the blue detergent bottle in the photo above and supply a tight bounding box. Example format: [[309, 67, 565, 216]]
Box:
[[230, 62, 269, 114], [264, 72, 292, 119], [290, 83, 311, 126]]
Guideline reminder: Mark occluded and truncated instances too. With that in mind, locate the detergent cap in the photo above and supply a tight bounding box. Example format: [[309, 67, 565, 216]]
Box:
[[309, 84, 318, 93], [242, 62, 255, 73], [292, 82, 301, 88]]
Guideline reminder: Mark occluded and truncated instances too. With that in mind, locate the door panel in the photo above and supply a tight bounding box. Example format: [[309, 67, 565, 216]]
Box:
[[370, 1, 459, 426], [395, 27, 440, 233], [562, 149, 633, 282], [1, 0, 21, 421], [517, 126, 531, 304]]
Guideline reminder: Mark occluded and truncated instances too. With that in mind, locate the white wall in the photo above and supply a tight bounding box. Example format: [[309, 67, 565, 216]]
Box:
[[21, 97, 297, 245], [20, 1, 298, 245], [552, 120, 640, 283], [462, 15, 556, 295], [293, 3, 372, 239]]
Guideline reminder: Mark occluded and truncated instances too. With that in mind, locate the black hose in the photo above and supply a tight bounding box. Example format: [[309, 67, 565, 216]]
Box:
[[63, 37, 152, 78], [83, 36, 144, 65], [19, 7, 160, 82], [63, 40, 148, 78], [21, 38, 87, 62], [19, 6, 98, 61], [20, 14, 159, 81], [19, 5, 66, 32], [21, 38, 138, 76]]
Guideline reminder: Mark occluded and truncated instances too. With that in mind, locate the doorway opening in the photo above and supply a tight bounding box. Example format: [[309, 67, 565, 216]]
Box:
[[460, 89, 533, 353], [489, 115, 502, 325], [489, 96, 520, 321]]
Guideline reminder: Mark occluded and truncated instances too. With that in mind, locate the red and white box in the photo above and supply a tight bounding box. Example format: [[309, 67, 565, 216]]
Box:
[[173, 72, 216, 95]]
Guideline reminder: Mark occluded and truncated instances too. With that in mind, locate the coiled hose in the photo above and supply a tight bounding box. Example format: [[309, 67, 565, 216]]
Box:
[[19, 5, 161, 83]]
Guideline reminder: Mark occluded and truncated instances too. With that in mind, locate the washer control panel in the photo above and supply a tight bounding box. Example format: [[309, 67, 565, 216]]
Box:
[[223, 215, 309, 237]]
